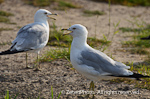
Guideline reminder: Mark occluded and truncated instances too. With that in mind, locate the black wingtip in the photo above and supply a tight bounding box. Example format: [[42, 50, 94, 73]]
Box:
[[110, 73, 150, 81], [131, 73, 150, 80], [0, 49, 25, 55], [141, 36, 150, 40]]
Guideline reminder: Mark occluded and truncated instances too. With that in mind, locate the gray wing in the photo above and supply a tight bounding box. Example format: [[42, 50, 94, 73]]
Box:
[[11, 23, 48, 51], [79, 47, 132, 76]]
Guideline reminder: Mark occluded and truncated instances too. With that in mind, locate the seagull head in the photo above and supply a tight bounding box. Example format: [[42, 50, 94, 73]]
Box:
[[62, 24, 88, 38], [34, 9, 57, 22]]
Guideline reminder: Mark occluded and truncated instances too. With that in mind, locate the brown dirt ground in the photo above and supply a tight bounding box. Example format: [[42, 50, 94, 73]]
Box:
[[0, 0, 150, 99]]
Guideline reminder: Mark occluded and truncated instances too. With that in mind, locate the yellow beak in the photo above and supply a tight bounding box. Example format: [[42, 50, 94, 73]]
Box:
[[61, 29, 72, 35], [47, 13, 57, 20]]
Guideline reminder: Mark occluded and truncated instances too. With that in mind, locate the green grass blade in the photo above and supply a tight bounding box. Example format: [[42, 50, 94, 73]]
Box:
[[103, 34, 107, 41], [14, 93, 19, 99], [5, 90, 9, 99], [51, 86, 53, 99], [57, 90, 61, 99]]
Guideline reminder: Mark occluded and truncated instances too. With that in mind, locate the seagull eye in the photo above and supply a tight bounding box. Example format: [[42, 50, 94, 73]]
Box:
[[73, 28, 76, 30], [44, 12, 47, 14]]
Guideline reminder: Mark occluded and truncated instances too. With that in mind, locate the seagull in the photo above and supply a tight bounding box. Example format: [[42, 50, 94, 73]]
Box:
[[62, 24, 150, 91], [0, 9, 57, 70]]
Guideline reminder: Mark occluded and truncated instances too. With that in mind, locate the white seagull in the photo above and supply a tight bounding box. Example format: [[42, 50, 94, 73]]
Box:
[[0, 9, 57, 70], [62, 24, 150, 90]]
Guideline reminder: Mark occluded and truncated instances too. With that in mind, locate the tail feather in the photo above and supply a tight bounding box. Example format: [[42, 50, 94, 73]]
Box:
[[0, 49, 25, 55], [0, 42, 25, 55], [127, 73, 150, 80], [141, 36, 150, 40], [110, 73, 150, 81]]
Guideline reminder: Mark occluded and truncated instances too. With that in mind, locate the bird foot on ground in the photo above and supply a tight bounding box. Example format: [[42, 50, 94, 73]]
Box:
[[33, 68, 41, 71], [25, 66, 33, 69], [85, 94, 95, 99]]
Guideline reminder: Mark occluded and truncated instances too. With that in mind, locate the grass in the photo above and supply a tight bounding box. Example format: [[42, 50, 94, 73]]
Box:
[[0, 10, 14, 24], [3, 90, 18, 99], [39, 48, 70, 62], [51, 86, 61, 99], [3, 88, 62, 99], [92, 0, 150, 6], [87, 37, 111, 49], [83, 10, 105, 16], [129, 48, 149, 55], [0, 28, 13, 32], [58, 1, 78, 8], [23, 0, 55, 6], [0, 10, 13, 17], [0, 0, 4, 4], [119, 24, 150, 33], [53, 0, 81, 10], [23, 0, 81, 10], [119, 27, 143, 33], [0, 16, 10, 23], [0, 42, 11, 46], [120, 20, 150, 55], [123, 40, 150, 48], [48, 22, 72, 47]]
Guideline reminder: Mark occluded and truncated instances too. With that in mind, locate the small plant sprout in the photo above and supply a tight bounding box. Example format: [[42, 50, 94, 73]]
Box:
[[51, 86, 61, 99]]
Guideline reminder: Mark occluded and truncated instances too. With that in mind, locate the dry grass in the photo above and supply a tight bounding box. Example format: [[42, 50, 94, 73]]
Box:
[[91, 0, 150, 6], [0, 0, 4, 4], [23, 0, 81, 10]]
